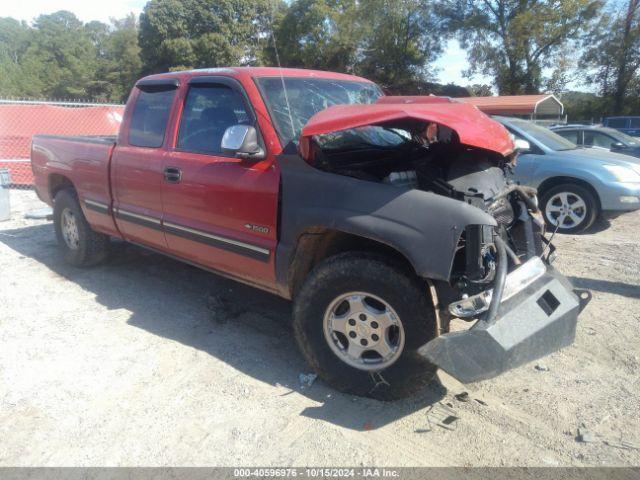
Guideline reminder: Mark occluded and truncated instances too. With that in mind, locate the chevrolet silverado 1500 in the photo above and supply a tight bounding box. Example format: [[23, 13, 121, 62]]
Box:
[[31, 67, 589, 399]]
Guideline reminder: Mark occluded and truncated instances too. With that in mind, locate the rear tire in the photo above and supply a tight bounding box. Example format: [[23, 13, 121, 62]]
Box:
[[540, 183, 598, 234], [53, 189, 109, 267], [293, 252, 438, 400]]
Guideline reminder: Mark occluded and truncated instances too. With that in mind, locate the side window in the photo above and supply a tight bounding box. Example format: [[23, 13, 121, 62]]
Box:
[[129, 88, 176, 148], [606, 118, 628, 129], [630, 118, 640, 128], [584, 131, 614, 148], [557, 130, 579, 144], [177, 85, 251, 155]]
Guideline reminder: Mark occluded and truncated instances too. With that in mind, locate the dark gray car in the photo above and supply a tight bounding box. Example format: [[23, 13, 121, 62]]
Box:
[[551, 125, 640, 158], [603, 116, 640, 137]]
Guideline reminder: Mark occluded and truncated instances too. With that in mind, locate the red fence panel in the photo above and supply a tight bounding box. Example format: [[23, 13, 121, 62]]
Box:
[[0, 100, 125, 186]]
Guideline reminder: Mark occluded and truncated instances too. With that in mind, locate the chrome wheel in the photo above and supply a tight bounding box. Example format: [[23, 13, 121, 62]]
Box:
[[61, 208, 80, 250], [323, 292, 405, 371], [544, 191, 588, 229]]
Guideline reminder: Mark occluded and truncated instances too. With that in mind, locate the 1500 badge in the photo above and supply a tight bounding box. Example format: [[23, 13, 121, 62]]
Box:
[[244, 223, 270, 234]]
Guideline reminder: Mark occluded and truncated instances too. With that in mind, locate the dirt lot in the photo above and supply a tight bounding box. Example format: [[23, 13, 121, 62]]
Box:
[[1, 189, 639, 467]]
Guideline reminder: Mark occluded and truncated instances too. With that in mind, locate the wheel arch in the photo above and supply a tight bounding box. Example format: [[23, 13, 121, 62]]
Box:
[[49, 173, 76, 201], [286, 227, 418, 299]]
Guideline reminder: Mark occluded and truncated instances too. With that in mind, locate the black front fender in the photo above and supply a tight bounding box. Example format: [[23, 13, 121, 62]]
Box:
[[275, 154, 497, 295]]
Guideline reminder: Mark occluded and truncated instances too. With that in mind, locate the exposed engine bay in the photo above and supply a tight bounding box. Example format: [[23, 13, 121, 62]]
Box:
[[287, 102, 584, 384], [306, 120, 547, 308]]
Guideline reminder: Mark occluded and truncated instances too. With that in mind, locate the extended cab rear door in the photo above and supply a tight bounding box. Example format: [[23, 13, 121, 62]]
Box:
[[111, 79, 178, 249], [161, 76, 279, 288]]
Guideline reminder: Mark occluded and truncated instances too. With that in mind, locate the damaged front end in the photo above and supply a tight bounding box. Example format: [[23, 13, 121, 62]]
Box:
[[298, 98, 591, 383], [420, 256, 590, 383], [420, 215, 591, 383]]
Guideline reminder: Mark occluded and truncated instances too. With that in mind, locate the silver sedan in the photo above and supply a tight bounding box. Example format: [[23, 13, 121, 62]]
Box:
[[496, 116, 640, 233]]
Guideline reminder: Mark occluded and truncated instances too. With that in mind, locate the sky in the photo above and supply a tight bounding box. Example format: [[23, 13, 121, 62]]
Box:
[[433, 40, 493, 87], [3, 0, 146, 24]]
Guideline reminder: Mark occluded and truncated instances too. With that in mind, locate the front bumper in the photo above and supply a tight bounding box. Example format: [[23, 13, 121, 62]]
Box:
[[419, 266, 590, 383], [599, 181, 640, 211]]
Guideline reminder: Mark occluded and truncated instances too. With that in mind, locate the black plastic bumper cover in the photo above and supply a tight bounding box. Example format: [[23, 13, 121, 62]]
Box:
[[419, 267, 589, 383]]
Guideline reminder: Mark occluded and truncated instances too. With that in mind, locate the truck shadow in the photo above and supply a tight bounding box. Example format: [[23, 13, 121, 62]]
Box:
[[568, 276, 640, 300], [0, 223, 446, 431]]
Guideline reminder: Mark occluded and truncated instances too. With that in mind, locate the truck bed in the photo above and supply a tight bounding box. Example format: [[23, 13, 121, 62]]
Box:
[[31, 134, 118, 235]]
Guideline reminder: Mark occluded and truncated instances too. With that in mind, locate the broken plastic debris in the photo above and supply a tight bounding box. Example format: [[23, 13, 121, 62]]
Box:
[[298, 373, 317, 388], [425, 403, 460, 431], [576, 428, 598, 443], [454, 392, 470, 402]]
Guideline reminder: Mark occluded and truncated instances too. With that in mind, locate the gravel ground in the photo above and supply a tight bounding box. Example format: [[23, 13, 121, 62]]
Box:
[[1, 189, 639, 467]]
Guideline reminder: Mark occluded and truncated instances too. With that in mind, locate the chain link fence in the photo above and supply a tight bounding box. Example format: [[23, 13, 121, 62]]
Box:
[[0, 98, 125, 188]]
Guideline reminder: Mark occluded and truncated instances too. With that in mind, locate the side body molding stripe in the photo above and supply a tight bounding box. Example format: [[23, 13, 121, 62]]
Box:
[[163, 221, 270, 261], [113, 208, 163, 231], [84, 199, 110, 214], [88, 202, 270, 262]]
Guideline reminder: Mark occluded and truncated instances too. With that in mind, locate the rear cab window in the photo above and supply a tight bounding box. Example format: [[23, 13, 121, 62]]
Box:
[[129, 83, 178, 148]]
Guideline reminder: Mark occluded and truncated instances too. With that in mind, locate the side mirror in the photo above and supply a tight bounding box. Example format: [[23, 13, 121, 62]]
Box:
[[611, 142, 625, 151], [221, 125, 265, 160], [514, 139, 531, 152]]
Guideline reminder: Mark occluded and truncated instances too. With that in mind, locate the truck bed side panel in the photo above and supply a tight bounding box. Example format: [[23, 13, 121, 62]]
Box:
[[31, 135, 119, 236]]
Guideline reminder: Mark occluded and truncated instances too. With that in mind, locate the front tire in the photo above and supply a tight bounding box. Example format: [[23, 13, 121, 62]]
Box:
[[540, 183, 598, 234], [53, 189, 109, 267], [293, 252, 438, 400]]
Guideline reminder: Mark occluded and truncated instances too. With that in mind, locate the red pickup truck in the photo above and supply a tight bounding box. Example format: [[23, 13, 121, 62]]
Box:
[[31, 67, 589, 399]]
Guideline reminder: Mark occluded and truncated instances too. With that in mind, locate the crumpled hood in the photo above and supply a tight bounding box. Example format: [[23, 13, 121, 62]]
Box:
[[299, 99, 515, 158]]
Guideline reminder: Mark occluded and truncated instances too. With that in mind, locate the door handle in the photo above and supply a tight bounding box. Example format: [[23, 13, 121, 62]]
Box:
[[164, 167, 182, 183]]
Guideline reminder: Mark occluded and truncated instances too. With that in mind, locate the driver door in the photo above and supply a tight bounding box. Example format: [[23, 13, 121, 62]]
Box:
[[161, 77, 279, 288]]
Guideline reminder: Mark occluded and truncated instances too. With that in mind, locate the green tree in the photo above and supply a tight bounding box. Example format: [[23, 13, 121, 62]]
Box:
[[19, 11, 99, 98], [357, 0, 445, 89], [545, 48, 573, 94], [467, 83, 493, 96], [560, 90, 608, 121], [440, 0, 602, 94], [580, 0, 640, 114], [0, 11, 142, 102], [139, 0, 278, 73], [271, 0, 362, 72], [88, 15, 143, 102], [0, 17, 32, 97], [272, 0, 445, 90], [106, 15, 143, 101]]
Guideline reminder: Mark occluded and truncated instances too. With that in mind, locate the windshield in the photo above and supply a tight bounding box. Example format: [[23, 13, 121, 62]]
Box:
[[602, 127, 640, 146], [256, 77, 383, 147], [316, 126, 412, 151], [513, 120, 577, 151]]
